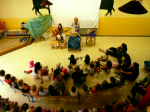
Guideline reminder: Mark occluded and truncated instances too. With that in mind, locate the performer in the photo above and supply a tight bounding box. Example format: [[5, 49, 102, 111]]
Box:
[[52, 23, 66, 41], [71, 17, 80, 36]]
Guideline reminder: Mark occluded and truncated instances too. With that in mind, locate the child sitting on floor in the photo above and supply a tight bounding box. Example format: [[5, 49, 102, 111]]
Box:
[[30, 85, 39, 99], [38, 86, 49, 96], [67, 64, 74, 77], [87, 63, 96, 76], [70, 86, 78, 96], [5, 74, 12, 85], [91, 83, 102, 93], [42, 70, 51, 81], [68, 54, 79, 65], [94, 61, 101, 72], [17, 79, 30, 93], [112, 58, 123, 68], [24, 60, 35, 74], [79, 84, 89, 97], [10, 76, 19, 89], [56, 62, 63, 72], [0, 70, 5, 81], [108, 76, 117, 88], [101, 80, 109, 90], [101, 60, 112, 72], [81, 54, 90, 65], [21, 103, 29, 112], [98, 52, 108, 61]]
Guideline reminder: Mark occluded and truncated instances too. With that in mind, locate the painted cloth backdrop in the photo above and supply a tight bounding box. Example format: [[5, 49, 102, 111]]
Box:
[[25, 15, 52, 40], [50, 0, 101, 28]]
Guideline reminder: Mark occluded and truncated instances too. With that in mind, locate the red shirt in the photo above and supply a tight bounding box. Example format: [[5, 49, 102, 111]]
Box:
[[5, 79, 12, 85]]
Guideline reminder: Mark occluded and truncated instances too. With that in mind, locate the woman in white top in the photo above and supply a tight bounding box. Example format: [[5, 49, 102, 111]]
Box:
[[70, 86, 78, 96], [71, 17, 80, 33], [31, 62, 43, 84]]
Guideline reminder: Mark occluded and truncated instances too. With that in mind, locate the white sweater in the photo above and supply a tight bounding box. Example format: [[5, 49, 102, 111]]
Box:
[[31, 67, 42, 79]]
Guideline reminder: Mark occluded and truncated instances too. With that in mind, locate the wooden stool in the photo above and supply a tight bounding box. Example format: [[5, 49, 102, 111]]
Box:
[[86, 36, 96, 47], [51, 41, 58, 49], [58, 41, 67, 49]]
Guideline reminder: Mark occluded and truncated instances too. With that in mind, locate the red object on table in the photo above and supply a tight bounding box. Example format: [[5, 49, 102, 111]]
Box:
[[0, 21, 6, 32]]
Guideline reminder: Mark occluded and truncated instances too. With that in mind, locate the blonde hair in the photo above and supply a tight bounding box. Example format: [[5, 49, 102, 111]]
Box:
[[17, 79, 24, 87], [31, 85, 37, 92], [26, 108, 33, 112], [74, 17, 78, 21]]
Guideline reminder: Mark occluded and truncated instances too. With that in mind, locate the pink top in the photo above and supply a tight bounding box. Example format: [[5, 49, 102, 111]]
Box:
[[30, 91, 39, 99]]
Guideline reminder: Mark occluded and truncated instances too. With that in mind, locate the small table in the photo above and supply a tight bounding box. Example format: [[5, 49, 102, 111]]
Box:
[[51, 41, 58, 49], [58, 41, 67, 49], [0, 30, 4, 39]]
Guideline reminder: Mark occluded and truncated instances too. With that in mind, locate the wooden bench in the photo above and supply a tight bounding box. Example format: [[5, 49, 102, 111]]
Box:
[[30, 92, 81, 105], [5, 29, 28, 38], [81, 84, 126, 103]]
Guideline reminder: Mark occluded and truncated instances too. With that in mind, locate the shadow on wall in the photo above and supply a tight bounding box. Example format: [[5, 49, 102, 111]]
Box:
[[100, 0, 115, 16]]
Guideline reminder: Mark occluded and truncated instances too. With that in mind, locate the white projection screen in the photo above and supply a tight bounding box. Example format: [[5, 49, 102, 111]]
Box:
[[50, 0, 101, 28]]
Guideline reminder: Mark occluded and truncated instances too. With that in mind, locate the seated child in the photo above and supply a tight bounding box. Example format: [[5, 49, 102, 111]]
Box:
[[10, 76, 19, 89], [12, 106, 21, 112], [17, 79, 30, 93], [61, 68, 69, 80], [24, 60, 35, 74], [79, 84, 89, 97], [116, 76, 125, 86], [21, 103, 29, 112], [101, 60, 112, 72], [30, 85, 39, 99], [112, 58, 123, 68], [38, 86, 49, 96], [108, 76, 117, 88], [120, 98, 130, 111], [67, 64, 74, 77], [70, 86, 78, 96], [94, 61, 101, 72], [4, 102, 18, 112], [56, 107, 64, 112], [48, 85, 59, 96], [81, 54, 90, 65], [35, 106, 42, 112], [112, 101, 123, 112], [91, 83, 102, 93], [0, 70, 5, 81], [101, 80, 109, 90], [5, 74, 12, 85], [42, 70, 51, 81], [87, 63, 96, 76], [59, 85, 67, 96], [68, 54, 79, 65], [126, 97, 138, 112], [56, 62, 63, 72], [98, 52, 108, 61]]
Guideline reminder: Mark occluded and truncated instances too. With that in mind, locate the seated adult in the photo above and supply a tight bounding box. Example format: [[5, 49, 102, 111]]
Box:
[[52, 23, 66, 41], [72, 65, 87, 85], [128, 82, 150, 98], [51, 69, 65, 90], [99, 43, 127, 58], [116, 53, 131, 69], [108, 76, 117, 88], [116, 62, 139, 81]]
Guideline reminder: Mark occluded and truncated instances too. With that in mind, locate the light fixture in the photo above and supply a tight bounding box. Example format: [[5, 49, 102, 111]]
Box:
[[40, 0, 53, 7], [118, 0, 148, 14]]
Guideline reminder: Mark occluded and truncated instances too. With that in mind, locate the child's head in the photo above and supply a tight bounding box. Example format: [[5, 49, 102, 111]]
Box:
[[120, 76, 126, 82], [114, 102, 123, 111], [54, 69, 59, 78], [27, 108, 34, 112], [83, 109, 89, 112], [21, 103, 29, 111], [57, 107, 64, 112], [31, 85, 37, 92], [35, 62, 42, 74], [4, 104, 11, 111], [90, 63, 94, 68], [95, 107, 101, 112], [110, 76, 116, 83], [5, 74, 11, 80], [95, 84, 101, 91], [102, 80, 108, 89], [12, 107, 20, 112], [35, 106, 42, 112], [106, 61, 112, 67], [17, 79, 24, 87], [0, 70, 5, 76], [117, 58, 122, 64], [85, 54, 90, 60], [105, 104, 113, 112], [133, 62, 139, 69], [10, 76, 16, 82], [75, 65, 80, 72], [121, 98, 129, 107], [71, 86, 76, 93], [56, 62, 61, 68], [96, 61, 100, 68], [29, 60, 35, 68], [83, 84, 88, 92], [70, 54, 74, 60], [38, 86, 44, 92], [68, 64, 72, 69], [43, 70, 49, 76], [62, 68, 67, 73]]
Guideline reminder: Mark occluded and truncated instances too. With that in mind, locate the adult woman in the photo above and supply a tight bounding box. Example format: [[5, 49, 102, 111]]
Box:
[[31, 62, 43, 84], [53, 23, 66, 41], [116, 62, 139, 81], [99, 43, 127, 58], [71, 17, 80, 33], [72, 65, 87, 85], [51, 69, 65, 90]]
